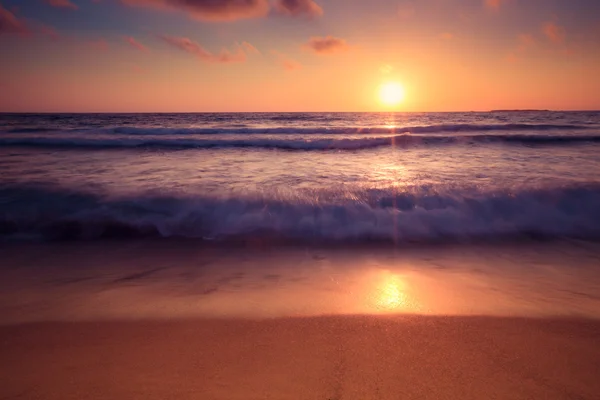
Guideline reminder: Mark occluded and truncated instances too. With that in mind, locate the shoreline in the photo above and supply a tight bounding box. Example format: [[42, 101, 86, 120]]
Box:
[[3, 233, 600, 249], [1, 239, 600, 323]]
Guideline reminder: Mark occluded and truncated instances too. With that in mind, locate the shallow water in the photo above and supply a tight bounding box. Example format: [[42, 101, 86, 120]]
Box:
[[1, 241, 600, 323]]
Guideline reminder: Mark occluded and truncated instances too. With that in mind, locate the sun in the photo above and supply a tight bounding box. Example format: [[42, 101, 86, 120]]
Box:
[[378, 82, 406, 107]]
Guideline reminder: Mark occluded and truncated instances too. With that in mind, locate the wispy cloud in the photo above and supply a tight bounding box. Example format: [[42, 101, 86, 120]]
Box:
[[89, 38, 110, 51], [124, 36, 150, 52], [506, 33, 536, 62], [39, 24, 60, 40], [45, 0, 79, 10], [0, 4, 30, 35], [121, 0, 270, 22], [484, 0, 504, 10], [271, 50, 302, 71], [542, 21, 566, 44], [281, 58, 302, 71], [304, 36, 348, 55], [517, 33, 535, 51], [273, 0, 323, 18], [240, 41, 260, 55], [161, 35, 257, 63]]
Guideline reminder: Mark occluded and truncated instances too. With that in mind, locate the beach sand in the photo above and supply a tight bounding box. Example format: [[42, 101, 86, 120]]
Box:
[[1, 240, 600, 399], [2, 316, 600, 400]]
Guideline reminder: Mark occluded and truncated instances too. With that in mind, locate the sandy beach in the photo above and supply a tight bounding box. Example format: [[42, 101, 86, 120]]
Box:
[[1, 240, 600, 399], [2, 316, 600, 400]]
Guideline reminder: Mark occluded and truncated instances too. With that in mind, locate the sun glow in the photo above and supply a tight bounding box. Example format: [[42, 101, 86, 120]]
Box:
[[378, 82, 406, 107], [374, 273, 409, 311]]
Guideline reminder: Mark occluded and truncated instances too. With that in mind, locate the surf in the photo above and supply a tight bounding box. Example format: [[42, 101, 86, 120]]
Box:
[[2, 184, 600, 242]]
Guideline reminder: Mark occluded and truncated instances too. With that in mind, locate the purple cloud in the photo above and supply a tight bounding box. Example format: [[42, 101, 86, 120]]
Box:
[[274, 0, 322, 18], [124, 36, 150, 52], [304, 36, 348, 55], [122, 0, 270, 22], [161, 35, 257, 63], [0, 4, 29, 35], [45, 0, 79, 10]]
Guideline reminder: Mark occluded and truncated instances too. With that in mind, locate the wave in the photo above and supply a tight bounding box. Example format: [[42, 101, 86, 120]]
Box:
[[1, 134, 599, 151], [2, 185, 600, 242], [6, 128, 63, 133], [5, 123, 592, 135]]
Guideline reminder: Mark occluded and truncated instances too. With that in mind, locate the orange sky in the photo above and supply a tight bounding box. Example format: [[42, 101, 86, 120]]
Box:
[[1, 0, 599, 112]]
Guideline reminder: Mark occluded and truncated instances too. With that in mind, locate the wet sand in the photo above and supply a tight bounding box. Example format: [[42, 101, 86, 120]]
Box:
[[1, 240, 600, 399]]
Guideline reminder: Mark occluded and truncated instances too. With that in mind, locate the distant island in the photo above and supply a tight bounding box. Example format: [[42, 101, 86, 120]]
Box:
[[490, 109, 551, 112]]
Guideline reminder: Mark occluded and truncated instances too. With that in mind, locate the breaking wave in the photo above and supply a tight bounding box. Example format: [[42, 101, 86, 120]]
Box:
[[2, 184, 599, 242]]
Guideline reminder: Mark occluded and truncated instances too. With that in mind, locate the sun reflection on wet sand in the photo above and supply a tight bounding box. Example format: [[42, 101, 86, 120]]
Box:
[[376, 274, 407, 310], [2, 243, 600, 324], [365, 271, 422, 314]]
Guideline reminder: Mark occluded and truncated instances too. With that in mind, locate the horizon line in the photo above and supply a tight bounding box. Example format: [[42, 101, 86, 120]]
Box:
[[2, 109, 600, 114]]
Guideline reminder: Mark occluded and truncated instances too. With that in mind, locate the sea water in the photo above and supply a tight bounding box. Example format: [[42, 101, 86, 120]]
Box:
[[1, 111, 599, 242]]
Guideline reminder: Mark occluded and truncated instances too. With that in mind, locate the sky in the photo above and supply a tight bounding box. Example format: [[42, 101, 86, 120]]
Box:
[[0, 0, 599, 112]]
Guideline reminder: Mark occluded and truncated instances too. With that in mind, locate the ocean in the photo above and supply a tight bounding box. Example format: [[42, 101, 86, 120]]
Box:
[[1, 111, 600, 243]]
